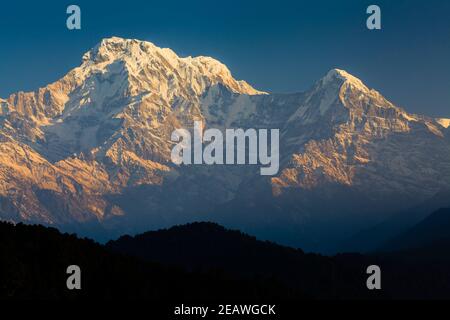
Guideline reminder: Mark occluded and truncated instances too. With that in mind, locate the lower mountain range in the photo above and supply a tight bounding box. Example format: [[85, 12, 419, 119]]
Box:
[[1, 37, 449, 253], [2, 207, 450, 300]]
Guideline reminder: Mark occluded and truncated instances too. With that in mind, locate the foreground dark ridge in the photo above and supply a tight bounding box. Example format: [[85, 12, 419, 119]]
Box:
[[1, 221, 376, 300], [2, 211, 450, 299], [0, 222, 300, 300], [106, 218, 450, 299]]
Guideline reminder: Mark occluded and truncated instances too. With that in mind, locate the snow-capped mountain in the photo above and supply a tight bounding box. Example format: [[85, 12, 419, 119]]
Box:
[[1, 37, 449, 251]]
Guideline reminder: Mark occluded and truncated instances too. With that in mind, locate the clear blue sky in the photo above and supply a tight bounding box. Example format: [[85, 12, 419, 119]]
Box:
[[1, 0, 449, 117]]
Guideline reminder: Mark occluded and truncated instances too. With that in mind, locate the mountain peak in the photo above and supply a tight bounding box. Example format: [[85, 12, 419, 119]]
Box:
[[2, 38, 450, 251], [321, 68, 368, 90], [82, 36, 165, 63], [80, 36, 265, 96]]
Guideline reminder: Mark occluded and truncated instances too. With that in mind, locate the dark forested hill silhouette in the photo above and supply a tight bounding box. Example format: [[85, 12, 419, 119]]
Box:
[[107, 220, 450, 300], [107, 222, 380, 299], [0, 222, 301, 300], [2, 217, 450, 300]]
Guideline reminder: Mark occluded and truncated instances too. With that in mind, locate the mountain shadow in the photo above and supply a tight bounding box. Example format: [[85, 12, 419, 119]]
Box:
[[341, 191, 450, 253], [381, 208, 450, 252]]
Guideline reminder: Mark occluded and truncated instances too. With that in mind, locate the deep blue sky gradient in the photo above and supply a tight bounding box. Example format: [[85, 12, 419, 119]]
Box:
[[0, 0, 449, 117]]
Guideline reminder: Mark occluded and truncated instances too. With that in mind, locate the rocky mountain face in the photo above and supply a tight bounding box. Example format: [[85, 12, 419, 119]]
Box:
[[1, 37, 449, 251]]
